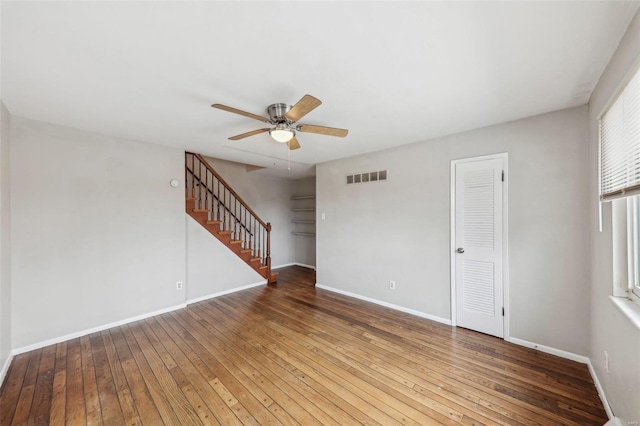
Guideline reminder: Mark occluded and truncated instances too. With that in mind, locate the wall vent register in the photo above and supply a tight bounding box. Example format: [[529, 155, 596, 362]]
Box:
[[346, 170, 387, 185]]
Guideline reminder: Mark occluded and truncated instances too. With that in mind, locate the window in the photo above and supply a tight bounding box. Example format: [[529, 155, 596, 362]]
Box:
[[629, 197, 640, 299], [600, 63, 640, 201], [628, 196, 640, 300], [600, 61, 640, 305]]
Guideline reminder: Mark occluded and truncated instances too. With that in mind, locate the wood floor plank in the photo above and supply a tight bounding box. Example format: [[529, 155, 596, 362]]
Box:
[[0, 266, 609, 425], [159, 311, 264, 425], [79, 335, 103, 426], [211, 298, 448, 426], [241, 286, 540, 424], [195, 300, 388, 424], [108, 327, 164, 426], [168, 309, 285, 425], [185, 304, 366, 425], [137, 319, 219, 425], [188, 303, 354, 426], [10, 348, 42, 425], [278, 282, 599, 423], [126, 322, 204, 425], [48, 342, 67, 426], [28, 343, 57, 425], [64, 338, 87, 426], [151, 316, 244, 426], [0, 353, 30, 425], [100, 330, 142, 426], [88, 332, 125, 425], [213, 294, 459, 425], [244, 272, 599, 424], [120, 323, 196, 426], [288, 290, 596, 405]]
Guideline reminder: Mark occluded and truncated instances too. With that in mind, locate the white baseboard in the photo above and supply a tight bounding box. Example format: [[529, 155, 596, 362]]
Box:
[[12, 303, 187, 355], [272, 262, 316, 270], [186, 280, 266, 304], [506, 337, 590, 364], [316, 283, 451, 326], [0, 353, 13, 388], [588, 361, 615, 420]]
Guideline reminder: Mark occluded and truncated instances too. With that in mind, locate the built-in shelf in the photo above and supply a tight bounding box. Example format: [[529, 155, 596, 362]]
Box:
[[291, 194, 315, 239]]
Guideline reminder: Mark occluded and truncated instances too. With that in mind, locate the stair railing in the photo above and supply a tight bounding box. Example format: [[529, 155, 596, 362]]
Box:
[[185, 152, 271, 273]]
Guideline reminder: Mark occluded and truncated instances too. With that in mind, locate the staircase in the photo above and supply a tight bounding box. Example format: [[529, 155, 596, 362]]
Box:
[[185, 152, 278, 284]]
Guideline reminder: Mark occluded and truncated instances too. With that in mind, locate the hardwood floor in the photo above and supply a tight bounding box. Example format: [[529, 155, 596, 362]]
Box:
[[0, 266, 608, 425]]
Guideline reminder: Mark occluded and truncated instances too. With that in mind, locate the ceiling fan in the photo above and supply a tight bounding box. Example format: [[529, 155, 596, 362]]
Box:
[[211, 94, 348, 150]]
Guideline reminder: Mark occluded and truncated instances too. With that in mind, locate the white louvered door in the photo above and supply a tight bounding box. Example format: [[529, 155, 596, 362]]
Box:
[[454, 158, 504, 338]]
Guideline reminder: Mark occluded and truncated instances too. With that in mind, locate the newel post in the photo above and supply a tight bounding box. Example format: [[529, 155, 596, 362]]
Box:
[[266, 223, 272, 269]]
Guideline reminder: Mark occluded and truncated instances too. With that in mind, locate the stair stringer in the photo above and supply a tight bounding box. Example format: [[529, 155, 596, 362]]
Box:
[[186, 214, 266, 300], [186, 197, 278, 283]]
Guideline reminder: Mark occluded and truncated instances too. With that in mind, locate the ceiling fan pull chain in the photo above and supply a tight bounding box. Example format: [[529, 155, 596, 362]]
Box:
[[287, 144, 291, 171]]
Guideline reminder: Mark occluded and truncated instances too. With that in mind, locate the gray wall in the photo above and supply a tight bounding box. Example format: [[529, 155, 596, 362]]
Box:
[[293, 176, 316, 267], [317, 106, 590, 356], [10, 117, 187, 349], [0, 101, 11, 374], [589, 8, 640, 424]]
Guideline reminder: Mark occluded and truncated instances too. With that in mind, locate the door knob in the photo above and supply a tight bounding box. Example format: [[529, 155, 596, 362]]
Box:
[[456, 247, 465, 253]]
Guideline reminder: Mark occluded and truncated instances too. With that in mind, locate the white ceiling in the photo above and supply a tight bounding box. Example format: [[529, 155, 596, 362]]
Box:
[[2, 1, 639, 179]]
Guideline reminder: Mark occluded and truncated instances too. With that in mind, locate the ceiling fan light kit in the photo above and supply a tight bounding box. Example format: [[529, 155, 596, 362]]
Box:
[[211, 94, 349, 151], [270, 123, 295, 143]]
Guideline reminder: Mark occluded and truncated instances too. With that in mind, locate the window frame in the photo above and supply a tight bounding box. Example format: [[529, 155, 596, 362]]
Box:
[[628, 196, 640, 301], [600, 57, 640, 309]]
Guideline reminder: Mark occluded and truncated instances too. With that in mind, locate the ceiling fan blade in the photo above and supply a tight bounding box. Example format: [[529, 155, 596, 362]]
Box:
[[212, 104, 270, 123], [228, 128, 271, 140], [285, 95, 322, 122], [297, 124, 349, 138], [288, 137, 301, 150]]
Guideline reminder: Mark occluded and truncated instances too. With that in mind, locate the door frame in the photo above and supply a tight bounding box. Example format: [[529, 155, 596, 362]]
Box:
[[450, 152, 510, 340]]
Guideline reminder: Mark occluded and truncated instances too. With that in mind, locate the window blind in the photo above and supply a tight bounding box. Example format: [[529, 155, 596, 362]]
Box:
[[600, 65, 640, 201]]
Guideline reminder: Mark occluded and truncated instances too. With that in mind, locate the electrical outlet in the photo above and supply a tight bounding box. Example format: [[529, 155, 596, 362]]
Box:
[[604, 351, 609, 372], [389, 280, 396, 290], [176, 281, 183, 290]]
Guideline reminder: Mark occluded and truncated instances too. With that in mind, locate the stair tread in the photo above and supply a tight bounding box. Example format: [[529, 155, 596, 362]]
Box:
[[240, 249, 252, 253], [230, 240, 243, 244], [219, 230, 233, 235], [193, 209, 209, 213], [186, 197, 196, 201], [259, 265, 269, 270], [250, 257, 261, 262], [206, 220, 221, 224]]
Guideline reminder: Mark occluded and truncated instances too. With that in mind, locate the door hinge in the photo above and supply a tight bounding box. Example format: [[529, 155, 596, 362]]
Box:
[[501, 171, 504, 182], [502, 307, 505, 316]]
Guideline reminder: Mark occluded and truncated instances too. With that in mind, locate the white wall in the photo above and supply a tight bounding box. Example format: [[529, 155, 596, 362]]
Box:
[[293, 176, 316, 268], [317, 106, 590, 356], [10, 117, 186, 350], [589, 8, 640, 424], [0, 101, 12, 377], [185, 157, 294, 301]]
